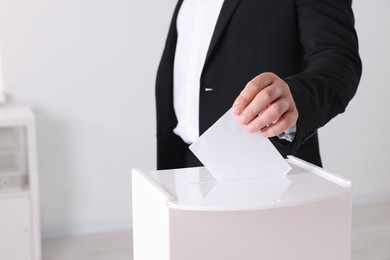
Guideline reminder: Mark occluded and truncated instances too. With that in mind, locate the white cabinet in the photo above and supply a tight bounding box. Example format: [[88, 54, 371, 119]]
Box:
[[0, 197, 32, 260], [0, 106, 41, 260]]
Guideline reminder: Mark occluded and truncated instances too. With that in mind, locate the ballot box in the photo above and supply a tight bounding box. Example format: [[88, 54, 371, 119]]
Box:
[[132, 156, 352, 260]]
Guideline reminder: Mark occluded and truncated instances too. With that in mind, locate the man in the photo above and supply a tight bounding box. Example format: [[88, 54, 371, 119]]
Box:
[[156, 0, 362, 170]]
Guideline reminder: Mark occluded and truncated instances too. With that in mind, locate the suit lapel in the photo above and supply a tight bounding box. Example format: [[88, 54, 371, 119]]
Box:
[[204, 0, 242, 65]]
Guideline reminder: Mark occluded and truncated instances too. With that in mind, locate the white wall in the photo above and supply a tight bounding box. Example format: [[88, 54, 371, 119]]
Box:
[[0, 0, 177, 238], [320, 0, 390, 204], [0, 0, 388, 238]]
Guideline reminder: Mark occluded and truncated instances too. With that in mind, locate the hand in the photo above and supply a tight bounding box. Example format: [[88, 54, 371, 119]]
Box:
[[232, 72, 298, 138]]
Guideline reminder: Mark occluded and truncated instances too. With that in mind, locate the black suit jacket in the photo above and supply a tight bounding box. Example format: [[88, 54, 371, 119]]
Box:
[[156, 0, 362, 170]]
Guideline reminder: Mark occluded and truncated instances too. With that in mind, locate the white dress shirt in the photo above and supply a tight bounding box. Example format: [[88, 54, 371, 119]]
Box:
[[173, 0, 296, 144], [173, 0, 225, 144]]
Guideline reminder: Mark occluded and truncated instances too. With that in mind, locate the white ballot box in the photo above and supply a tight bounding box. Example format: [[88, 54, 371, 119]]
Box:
[[132, 156, 352, 260]]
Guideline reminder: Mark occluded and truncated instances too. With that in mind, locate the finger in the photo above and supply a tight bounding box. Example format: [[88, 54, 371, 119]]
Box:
[[239, 84, 283, 125], [245, 97, 289, 132], [232, 73, 274, 115], [261, 111, 298, 137]]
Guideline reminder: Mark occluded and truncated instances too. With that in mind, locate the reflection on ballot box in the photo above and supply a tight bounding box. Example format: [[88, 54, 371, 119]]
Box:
[[132, 156, 352, 260]]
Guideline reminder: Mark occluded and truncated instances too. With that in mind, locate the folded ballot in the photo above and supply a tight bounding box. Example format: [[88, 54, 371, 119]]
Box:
[[190, 109, 291, 181]]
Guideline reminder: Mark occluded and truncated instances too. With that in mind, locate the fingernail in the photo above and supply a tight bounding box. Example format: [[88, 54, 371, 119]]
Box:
[[246, 123, 255, 133], [239, 115, 247, 124], [232, 105, 241, 114]]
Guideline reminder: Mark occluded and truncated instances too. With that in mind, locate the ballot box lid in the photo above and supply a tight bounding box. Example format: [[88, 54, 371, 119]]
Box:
[[143, 156, 351, 211]]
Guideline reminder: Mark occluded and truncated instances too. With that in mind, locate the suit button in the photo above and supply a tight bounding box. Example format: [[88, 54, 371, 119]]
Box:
[[205, 87, 215, 92]]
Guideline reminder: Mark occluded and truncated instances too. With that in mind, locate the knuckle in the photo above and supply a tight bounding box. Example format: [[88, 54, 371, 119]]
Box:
[[246, 105, 258, 117], [271, 103, 283, 115], [237, 95, 248, 105], [239, 89, 251, 103], [262, 88, 272, 101], [247, 81, 260, 93], [270, 103, 282, 115], [263, 72, 275, 78], [280, 81, 289, 89], [283, 112, 297, 128]]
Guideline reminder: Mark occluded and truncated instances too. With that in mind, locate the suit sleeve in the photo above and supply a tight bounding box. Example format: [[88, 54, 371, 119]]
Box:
[[283, 0, 362, 153]]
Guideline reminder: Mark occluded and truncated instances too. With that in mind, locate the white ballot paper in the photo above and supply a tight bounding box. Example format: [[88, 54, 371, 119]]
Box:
[[189, 109, 291, 181]]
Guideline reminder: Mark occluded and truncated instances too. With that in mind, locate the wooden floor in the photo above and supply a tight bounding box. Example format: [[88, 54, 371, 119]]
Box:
[[352, 202, 390, 260], [43, 202, 390, 260]]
